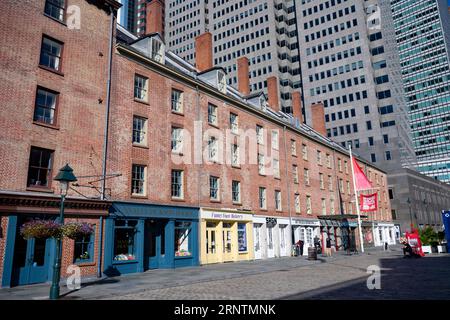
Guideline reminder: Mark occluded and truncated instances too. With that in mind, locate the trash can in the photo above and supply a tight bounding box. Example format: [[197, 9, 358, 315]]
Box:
[[308, 247, 317, 260]]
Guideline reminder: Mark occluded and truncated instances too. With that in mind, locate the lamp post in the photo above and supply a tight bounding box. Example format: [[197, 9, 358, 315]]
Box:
[[49, 164, 77, 300], [407, 197, 414, 232]]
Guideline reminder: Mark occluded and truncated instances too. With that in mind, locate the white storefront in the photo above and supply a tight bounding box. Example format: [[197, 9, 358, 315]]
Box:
[[374, 223, 397, 246], [292, 218, 321, 256], [252, 215, 292, 259]]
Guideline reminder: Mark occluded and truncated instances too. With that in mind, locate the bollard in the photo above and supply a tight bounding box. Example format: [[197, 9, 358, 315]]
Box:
[[308, 247, 317, 261]]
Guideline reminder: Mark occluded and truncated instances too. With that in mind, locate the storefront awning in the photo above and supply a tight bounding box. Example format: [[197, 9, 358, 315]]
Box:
[[318, 214, 368, 220], [110, 202, 199, 219]]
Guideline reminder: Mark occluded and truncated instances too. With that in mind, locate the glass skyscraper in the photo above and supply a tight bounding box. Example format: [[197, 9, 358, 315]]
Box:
[[390, 0, 450, 183]]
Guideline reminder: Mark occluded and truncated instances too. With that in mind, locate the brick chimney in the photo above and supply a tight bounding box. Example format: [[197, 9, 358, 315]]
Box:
[[292, 91, 303, 124], [195, 32, 213, 72], [267, 76, 279, 112], [237, 57, 250, 96], [146, 0, 164, 36], [310, 103, 327, 136]]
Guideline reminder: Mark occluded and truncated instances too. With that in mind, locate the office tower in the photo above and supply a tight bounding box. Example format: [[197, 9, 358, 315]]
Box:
[[118, 0, 136, 32], [390, 0, 450, 183], [165, 0, 302, 114], [296, 0, 416, 173]]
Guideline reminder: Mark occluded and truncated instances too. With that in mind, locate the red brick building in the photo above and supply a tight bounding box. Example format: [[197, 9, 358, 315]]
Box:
[[0, 0, 120, 287], [0, 0, 394, 287]]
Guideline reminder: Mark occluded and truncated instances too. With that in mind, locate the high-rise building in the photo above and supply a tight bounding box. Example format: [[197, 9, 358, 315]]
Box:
[[165, 0, 302, 114], [296, 0, 416, 173], [390, 0, 450, 183], [118, 0, 165, 37], [118, 0, 136, 32]]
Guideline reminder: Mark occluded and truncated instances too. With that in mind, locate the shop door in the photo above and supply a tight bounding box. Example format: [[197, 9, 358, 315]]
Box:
[[267, 226, 275, 258], [253, 224, 263, 259], [145, 220, 166, 269], [279, 225, 287, 256], [205, 222, 219, 263], [305, 227, 314, 250], [12, 232, 50, 286], [222, 222, 235, 262]]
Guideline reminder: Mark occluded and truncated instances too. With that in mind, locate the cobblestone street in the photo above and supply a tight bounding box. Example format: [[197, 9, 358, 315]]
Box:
[[1, 248, 449, 300]]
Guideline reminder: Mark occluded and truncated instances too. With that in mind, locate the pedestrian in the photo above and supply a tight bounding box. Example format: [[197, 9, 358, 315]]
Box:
[[325, 237, 332, 257], [297, 239, 304, 256]]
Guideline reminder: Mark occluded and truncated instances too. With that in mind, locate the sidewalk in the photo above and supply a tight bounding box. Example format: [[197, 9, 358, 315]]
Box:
[[0, 247, 399, 300]]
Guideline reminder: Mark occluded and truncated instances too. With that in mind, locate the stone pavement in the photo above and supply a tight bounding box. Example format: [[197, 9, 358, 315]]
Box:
[[1, 246, 449, 300]]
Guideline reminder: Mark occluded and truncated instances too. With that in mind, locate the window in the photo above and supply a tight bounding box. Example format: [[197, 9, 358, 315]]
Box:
[[371, 154, 377, 163], [34, 87, 58, 125], [259, 187, 266, 209], [171, 127, 183, 153], [230, 113, 238, 133], [231, 144, 240, 167], [232, 180, 241, 203], [256, 125, 264, 144], [330, 198, 335, 215], [273, 158, 280, 178], [368, 137, 374, 146], [113, 220, 137, 261], [258, 154, 265, 175], [272, 130, 279, 150], [338, 158, 342, 172], [339, 179, 344, 193], [304, 169, 310, 185], [208, 137, 218, 162], [347, 181, 351, 194], [171, 170, 184, 199], [44, 0, 65, 22], [317, 150, 322, 165], [208, 103, 218, 125], [27, 147, 53, 188], [275, 190, 282, 211], [134, 74, 148, 101], [175, 221, 192, 257], [383, 134, 389, 144], [133, 116, 147, 145], [237, 223, 247, 252], [210, 176, 220, 200], [74, 228, 95, 263], [385, 151, 392, 161], [171, 89, 183, 113], [293, 165, 299, 184], [131, 164, 146, 196], [326, 154, 331, 168], [344, 161, 348, 174], [321, 198, 327, 215], [295, 194, 301, 214], [40, 36, 63, 71], [319, 173, 325, 189], [291, 140, 296, 156], [302, 144, 308, 160], [328, 175, 333, 191], [306, 196, 312, 214]]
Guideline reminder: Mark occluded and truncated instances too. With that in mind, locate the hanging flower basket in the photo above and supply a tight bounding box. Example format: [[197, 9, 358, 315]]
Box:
[[20, 219, 63, 239], [62, 222, 94, 240]]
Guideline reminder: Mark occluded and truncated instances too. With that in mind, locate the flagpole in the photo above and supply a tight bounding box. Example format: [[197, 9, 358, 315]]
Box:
[[349, 145, 365, 253]]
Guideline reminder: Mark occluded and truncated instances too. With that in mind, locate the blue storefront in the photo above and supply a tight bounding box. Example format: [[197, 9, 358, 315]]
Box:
[[103, 202, 199, 276]]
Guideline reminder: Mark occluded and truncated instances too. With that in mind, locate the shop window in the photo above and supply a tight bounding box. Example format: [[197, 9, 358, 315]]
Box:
[[73, 227, 95, 263], [113, 220, 137, 261], [175, 221, 192, 257], [237, 223, 247, 252]]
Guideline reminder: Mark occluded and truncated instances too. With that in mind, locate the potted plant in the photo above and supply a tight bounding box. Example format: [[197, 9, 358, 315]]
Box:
[[62, 222, 94, 240], [437, 232, 447, 253], [20, 219, 63, 239], [419, 227, 438, 254]]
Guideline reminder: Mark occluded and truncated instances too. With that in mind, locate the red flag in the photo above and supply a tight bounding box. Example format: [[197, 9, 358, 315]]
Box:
[[352, 157, 373, 191], [360, 193, 378, 212]]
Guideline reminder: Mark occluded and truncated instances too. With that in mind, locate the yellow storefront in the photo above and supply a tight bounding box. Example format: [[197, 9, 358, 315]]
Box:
[[200, 208, 254, 265]]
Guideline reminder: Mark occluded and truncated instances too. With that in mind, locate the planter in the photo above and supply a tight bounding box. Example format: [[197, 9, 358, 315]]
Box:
[[437, 245, 447, 253], [20, 219, 62, 239], [422, 245, 432, 254], [62, 222, 94, 240]]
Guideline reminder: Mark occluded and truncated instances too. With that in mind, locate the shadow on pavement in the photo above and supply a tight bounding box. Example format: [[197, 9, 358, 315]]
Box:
[[280, 254, 450, 300]]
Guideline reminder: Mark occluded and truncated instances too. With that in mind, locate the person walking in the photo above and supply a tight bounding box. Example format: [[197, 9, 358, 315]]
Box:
[[296, 239, 304, 256], [325, 237, 332, 257]]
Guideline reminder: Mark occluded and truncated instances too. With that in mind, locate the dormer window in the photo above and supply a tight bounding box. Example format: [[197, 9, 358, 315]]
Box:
[[151, 38, 164, 63], [260, 96, 267, 111], [217, 70, 227, 93]]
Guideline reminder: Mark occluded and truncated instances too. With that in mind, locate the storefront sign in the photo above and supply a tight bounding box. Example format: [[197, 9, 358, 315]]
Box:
[[201, 210, 252, 221], [293, 219, 320, 227], [266, 217, 277, 227], [360, 193, 378, 212], [442, 211, 450, 252]]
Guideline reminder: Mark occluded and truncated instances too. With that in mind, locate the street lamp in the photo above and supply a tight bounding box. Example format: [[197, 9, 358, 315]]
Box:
[[407, 197, 414, 231], [49, 164, 77, 300]]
